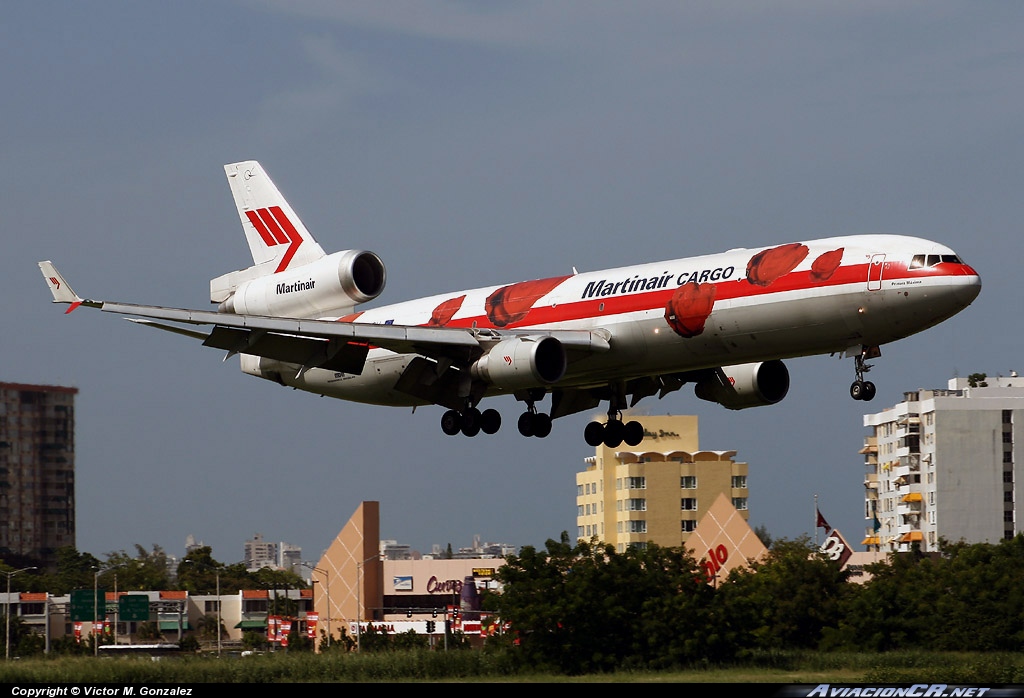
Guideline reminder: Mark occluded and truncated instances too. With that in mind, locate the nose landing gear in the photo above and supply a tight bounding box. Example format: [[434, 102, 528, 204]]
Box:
[[850, 346, 879, 401]]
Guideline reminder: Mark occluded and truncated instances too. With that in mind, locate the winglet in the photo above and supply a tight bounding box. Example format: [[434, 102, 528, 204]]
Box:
[[38, 261, 98, 313]]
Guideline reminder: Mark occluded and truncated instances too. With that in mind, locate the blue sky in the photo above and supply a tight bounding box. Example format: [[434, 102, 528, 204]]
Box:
[[5, 2, 1021, 563]]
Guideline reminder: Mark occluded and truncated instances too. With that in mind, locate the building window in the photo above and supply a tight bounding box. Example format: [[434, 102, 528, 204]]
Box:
[[577, 484, 583, 496], [626, 498, 646, 511], [1004, 451, 1014, 464], [731, 475, 747, 489], [732, 497, 748, 510], [626, 477, 646, 490], [681, 498, 698, 511], [681, 519, 697, 532], [626, 520, 647, 533], [1004, 410, 1013, 424], [681, 476, 697, 489]]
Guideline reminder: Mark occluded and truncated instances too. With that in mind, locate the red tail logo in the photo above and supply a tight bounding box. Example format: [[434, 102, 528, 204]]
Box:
[[244, 206, 303, 273], [49, 276, 61, 290]]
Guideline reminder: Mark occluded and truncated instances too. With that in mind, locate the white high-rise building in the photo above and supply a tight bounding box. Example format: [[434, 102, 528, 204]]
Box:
[[861, 373, 1022, 552]]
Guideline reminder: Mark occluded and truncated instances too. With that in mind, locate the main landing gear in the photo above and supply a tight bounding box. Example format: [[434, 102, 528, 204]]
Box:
[[850, 346, 879, 401], [441, 406, 501, 437], [584, 410, 644, 448], [517, 392, 552, 438], [440, 399, 555, 438]]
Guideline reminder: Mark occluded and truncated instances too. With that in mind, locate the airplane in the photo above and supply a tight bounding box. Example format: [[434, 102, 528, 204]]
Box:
[[39, 160, 981, 448]]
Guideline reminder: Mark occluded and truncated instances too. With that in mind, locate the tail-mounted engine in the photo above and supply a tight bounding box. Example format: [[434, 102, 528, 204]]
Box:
[[215, 250, 386, 318], [694, 360, 790, 410], [470, 336, 567, 391]]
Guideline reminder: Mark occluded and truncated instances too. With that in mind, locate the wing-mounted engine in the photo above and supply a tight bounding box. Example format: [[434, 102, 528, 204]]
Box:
[[469, 336, 567, 390], [694, 360, 790, 410], [213, 249, 386, 318]]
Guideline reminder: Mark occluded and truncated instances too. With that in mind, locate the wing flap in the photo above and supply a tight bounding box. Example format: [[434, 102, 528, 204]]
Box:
[[202, 326, 370, 374]]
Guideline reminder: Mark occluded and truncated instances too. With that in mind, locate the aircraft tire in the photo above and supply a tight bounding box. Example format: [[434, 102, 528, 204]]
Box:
[[461, 407, 482, 437], [861, 381, 876, 401], [850, 381, 864, 400], [481, 408, 502, 434], [533, 413, 552, 438], [518, 412, 535, 437], [624, 420, 644, 446], [584, 421, 604, 446], [603, 420, 624, 448], [441, 410, 462, 435]]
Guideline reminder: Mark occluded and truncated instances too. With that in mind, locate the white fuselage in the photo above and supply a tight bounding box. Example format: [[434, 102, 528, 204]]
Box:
[[241, 234, 981, 407]]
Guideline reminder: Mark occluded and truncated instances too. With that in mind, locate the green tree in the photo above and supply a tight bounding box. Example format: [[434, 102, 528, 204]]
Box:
[[100, 545, 171, 591], [496, 534, 714, 674], [48, 547, 102, 596], [721, 536, 850, 651]]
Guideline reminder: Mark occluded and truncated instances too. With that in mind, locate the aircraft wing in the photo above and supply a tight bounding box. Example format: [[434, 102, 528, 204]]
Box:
[[39, 262, 611, 377]]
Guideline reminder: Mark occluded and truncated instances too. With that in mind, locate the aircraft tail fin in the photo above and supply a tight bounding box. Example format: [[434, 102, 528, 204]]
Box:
[[223, 160, 326, 272], [212, 161, 328, 304]]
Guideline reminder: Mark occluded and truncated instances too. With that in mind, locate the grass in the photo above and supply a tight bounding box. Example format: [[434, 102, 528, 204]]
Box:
[[1, 650, 1022, 683]]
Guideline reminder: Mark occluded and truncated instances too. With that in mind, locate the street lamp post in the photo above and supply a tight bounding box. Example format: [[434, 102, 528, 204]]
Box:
[[4, 566, 36, 661], [216, 571, 221, 657], [302, 563, 330, 648], [355, 553, 381, 652], [93, 569, 100, 657]]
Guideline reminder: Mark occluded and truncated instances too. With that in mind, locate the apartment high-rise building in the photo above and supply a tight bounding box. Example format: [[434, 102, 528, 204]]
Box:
[[861, 374, 1022, 552], [244, 533, 278, 570], [576, 414, 750, 552], [0, 382, 78, 565]]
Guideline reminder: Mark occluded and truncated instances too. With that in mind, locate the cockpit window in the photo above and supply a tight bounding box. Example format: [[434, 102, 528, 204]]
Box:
[[909, 254, 962, 270]]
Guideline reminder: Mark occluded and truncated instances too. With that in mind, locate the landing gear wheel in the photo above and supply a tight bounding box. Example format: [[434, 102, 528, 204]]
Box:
[[532, 413, 552, 438], [480, 408, 502, 435], [584, 421, 605, 447], [461, 407, 482, 437], [441, 410, 461, 436], [603, 420, 624, 448], [850, 346, 879, 402], [623, 420, 644, 447], [518, 412, 535, 437]]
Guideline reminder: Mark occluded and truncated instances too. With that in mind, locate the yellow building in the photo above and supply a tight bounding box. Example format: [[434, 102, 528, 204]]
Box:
[[575, 414, 750, 552]]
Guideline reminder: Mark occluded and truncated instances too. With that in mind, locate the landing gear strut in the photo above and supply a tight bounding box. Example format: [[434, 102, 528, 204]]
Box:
[[584, 385, 645, 448], [441, 406, 501, 437], [517, 393, 552, 438], [850, 346, 879, 401]]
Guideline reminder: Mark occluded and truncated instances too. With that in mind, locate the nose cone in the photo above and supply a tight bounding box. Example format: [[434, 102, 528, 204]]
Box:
[[953, 263, 982, 307]]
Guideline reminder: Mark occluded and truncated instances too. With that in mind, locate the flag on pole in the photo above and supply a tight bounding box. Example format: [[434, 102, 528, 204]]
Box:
[[815, 506, 832, 533]]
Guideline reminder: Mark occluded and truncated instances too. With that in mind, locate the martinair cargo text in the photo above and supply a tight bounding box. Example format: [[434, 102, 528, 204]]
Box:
[[40, 161, 981, 447]]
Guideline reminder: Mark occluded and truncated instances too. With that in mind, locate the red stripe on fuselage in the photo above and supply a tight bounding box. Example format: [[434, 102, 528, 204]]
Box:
[[421, 260, 973, 331]]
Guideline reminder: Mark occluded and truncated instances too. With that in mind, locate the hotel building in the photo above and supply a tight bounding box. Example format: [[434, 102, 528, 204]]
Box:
[[575, 414, 750, 552]]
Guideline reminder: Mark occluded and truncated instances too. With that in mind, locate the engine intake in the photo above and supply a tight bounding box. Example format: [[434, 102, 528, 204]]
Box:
[[694, 360, 790, 410], [470, 336, 567, 390]]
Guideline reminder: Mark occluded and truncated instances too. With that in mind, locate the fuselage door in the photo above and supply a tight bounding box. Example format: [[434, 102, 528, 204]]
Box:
[[867, 254, 886, 291]]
